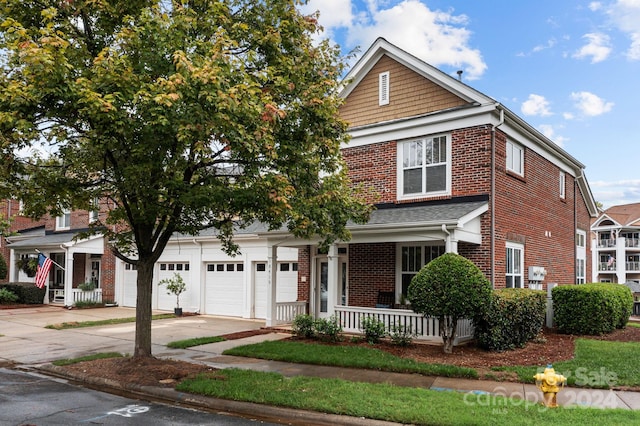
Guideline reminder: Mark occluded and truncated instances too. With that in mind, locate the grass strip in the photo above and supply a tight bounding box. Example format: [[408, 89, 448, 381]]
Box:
[[177, 368, 640, 425], [53, 352, 123, 366], [496, 338, 640, 387], [167, 336, 226, 349], [223, 340, 477, 379], [45, 313, 176, 330]]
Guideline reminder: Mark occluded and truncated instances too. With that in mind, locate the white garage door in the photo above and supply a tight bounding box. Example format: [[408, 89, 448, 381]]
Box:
[[122, 263, 138, 307], [254, 262, 299, 319], [156, 263, 190, 311], [205, 262, 245, 316]]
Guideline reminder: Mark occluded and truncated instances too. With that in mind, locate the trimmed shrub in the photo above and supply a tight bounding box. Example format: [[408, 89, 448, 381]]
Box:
[[473, 288, 546, 352], [0, 288, 19, 304], [408, 253, 492, 353], [291, 314, 315, 339], [389, 324, 417, 346], [553, 283, 633, 335], [0, 282, 46, 304], [314, 315, 343, 342], [360, 316, 386, 344]]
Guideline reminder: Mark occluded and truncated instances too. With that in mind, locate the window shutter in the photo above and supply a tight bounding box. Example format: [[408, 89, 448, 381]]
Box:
[[379, 71, 389, 106]]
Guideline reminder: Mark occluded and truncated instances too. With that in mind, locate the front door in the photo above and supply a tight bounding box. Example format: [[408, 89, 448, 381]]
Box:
[[315, 259, 347, 318]]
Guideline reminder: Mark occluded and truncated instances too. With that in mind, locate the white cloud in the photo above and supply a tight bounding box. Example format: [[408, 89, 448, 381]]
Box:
[[590, 179, 640, 208], [573, 33, 611, 63], [571, 91, 614, 116], [538, 124, 567, 147], [521, 94, 553, 117], [603, 0, 640, 60], [307, 0, 487, 80], [589, 2, 603, 12]]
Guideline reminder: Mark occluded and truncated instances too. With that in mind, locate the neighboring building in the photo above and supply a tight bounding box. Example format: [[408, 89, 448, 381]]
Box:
[[591, 202, 640, 285], [257, 38, 598, 326]]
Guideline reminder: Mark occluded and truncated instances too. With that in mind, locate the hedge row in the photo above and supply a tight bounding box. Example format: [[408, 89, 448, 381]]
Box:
[[473, 288, 546, 352], [0, 282, 46, 304], [553, 283, 632, 335]]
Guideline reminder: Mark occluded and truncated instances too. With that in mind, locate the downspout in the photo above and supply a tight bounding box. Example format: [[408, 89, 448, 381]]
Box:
[[193, 239, 203, 314], [491, 104, 504, 288]]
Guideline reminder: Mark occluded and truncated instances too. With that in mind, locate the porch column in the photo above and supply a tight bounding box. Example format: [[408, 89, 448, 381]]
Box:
[[326, 244, 339, 317], [63, 250, 74, 306], [265, 243, 278, 327]]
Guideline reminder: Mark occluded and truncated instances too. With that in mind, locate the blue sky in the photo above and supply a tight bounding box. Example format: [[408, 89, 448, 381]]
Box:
[[300, 0, 640, 209]]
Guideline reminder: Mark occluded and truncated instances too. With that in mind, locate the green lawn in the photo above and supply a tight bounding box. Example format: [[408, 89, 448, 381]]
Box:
[[45, 313, 176, 330], [177, 368, 640, 425]]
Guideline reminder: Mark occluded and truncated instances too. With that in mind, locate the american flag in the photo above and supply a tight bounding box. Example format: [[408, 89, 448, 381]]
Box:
[[34, 253, 52, 289]]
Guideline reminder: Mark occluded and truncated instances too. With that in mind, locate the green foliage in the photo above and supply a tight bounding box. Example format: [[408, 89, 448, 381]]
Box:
[[77, 281, 95, 291], [0, 282, 45, 304], [0, 287, 18, 304], [553, 283, 633, 335], [167, 336, 225, 349], [360, 316, 387, 344], [0, 0, 371, 357], [0, 252, 7, 280], [292, 314, 316, 339], [313, 315, 343, 343], [473, 289, 546, 352], [389, 325, 417, 346], [407, 253, 492, 352], [159, 273, 187, 308], [74, 300, 103, 309]]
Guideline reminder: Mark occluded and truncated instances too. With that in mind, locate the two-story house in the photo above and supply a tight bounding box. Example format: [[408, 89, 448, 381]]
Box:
[[591, 202, 640, 285], [4, 39, 598, 333], [257, 38, 598, 331]]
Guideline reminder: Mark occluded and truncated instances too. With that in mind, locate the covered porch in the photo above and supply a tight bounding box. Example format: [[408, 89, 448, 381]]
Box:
[[7, 231, 105, 306], [261, 200, 488, 343]]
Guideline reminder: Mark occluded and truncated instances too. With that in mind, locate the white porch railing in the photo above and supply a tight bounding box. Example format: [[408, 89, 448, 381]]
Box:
[[276, 301, 307, 325], [334, 305, 474, 345], [72, 288, 103, 304]]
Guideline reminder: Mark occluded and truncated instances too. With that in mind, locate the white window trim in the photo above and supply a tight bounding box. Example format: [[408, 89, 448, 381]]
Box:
[[56, 210, 71, 230], [576, 229, 586, 284], [395, 243, 446, 298], [559, 171, 566, 199], [379, 71, 389, 106], [506, 140, 524, 176], [506, 242, 524, 288], [397, 134, 451, 200]]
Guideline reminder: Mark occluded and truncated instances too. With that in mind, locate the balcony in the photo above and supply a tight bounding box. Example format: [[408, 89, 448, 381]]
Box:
[[626, 238, 640, 248], [598, 262, 616, 272], [597, 239, 616, 248], [627, 262, 640, 271]]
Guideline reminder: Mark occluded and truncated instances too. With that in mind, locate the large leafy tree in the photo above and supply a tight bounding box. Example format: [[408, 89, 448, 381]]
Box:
[[0, 0, 370, 358]]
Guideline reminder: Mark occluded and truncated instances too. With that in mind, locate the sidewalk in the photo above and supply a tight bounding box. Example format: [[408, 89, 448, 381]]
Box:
[[3, 305, 640, 423]]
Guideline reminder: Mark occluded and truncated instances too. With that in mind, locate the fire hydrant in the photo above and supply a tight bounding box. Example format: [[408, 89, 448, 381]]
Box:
[[534, 364, 566, 408]]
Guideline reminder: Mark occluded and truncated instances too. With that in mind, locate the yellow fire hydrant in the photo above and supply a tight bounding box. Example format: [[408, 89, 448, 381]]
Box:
[[534, 364, 566, 408]]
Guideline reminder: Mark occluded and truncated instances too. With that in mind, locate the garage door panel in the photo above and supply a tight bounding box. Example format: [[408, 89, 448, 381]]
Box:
[[254, 262, 298, 319], [205, 263, 244, 316]]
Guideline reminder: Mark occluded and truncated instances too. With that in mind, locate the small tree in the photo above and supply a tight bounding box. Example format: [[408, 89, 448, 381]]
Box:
[[0, 252, 7, 280], [159, 273, 187, 312], [407, 253, 492, 354]]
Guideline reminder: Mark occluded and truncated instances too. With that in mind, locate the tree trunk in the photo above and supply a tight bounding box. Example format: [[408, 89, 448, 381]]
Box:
[[133, 258, 155, 359], [440, 316, 458, 354]]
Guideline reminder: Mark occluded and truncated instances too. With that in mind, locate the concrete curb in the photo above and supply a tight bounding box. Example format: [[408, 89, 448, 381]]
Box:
[[36, 364, 401, 426]]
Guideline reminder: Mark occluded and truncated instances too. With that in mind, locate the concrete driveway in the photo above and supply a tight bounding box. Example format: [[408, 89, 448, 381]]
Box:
[[0, 305, 274, 365]]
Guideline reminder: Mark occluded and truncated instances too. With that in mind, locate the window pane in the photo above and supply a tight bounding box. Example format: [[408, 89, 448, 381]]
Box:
[[425, 139, 434, 164], [280, 263, 290, 272], [438, 136, 447, 163], [425, 165, 446, 192], [403, 169, 422, 194]]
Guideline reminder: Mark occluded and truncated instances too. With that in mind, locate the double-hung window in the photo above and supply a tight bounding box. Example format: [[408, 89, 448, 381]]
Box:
[[506, 242, 524, 288], [506, 140, 524, 176], [399, 244, 445, 298], [400, 135, 449, 198], [56, 210, 71, 230], [576, 230, 586, 283]]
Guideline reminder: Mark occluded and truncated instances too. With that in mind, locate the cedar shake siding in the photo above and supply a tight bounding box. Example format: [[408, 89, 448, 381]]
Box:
[[339, 55, 469, 128]]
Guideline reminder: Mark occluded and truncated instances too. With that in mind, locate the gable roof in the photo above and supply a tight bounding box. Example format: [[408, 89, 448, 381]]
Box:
[[339, 37, 598, 218], [594, 202, 640, 228]]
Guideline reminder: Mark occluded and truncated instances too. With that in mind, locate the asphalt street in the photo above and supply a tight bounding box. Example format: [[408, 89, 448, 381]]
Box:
[[0, 367, 280, 426]]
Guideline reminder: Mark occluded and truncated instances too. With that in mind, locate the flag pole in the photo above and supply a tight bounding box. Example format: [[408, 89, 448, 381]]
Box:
[[34, 249, 65, 271]]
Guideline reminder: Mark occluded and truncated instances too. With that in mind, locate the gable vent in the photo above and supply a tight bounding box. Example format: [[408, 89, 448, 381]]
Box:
[[379, 71, 389, 106]]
